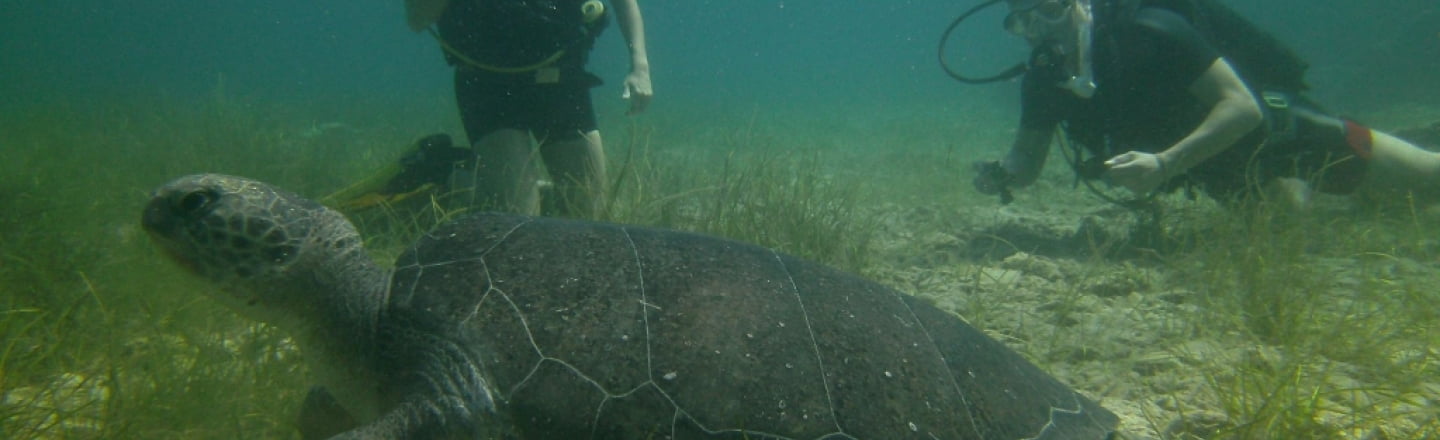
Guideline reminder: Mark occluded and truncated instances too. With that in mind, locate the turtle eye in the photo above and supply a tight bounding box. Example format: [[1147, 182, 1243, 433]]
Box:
[[176, 189, 218, 216]]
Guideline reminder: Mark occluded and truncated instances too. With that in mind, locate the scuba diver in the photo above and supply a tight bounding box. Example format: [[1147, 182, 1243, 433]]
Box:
[[953, 0, 1440, 208], [326, 1, 652, 218], [407, 0, 652, 218]]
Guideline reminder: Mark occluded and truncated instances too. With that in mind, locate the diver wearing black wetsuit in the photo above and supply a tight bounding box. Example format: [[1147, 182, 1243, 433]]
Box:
[[437, 0, 606, 143], [412, 0, 653, 217], [1021, 5, 1366, 199], [979, 0, 1440, 206]]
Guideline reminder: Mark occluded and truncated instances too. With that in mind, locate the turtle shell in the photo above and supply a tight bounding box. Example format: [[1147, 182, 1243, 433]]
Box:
[[388, 213, 1117, 439]]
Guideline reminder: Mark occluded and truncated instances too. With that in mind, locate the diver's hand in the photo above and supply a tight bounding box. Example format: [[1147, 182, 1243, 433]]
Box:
[[622, 70, 653, 115], [1103, 151, 1169, 194], [972, 160, 1010, 195], [972, 160, 1017, 204]]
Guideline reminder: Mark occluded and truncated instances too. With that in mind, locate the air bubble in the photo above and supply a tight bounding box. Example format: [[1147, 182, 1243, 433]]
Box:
[[663, 372, 677, 380], [909, 421, 918, 431], [884, 371, 894, 378]]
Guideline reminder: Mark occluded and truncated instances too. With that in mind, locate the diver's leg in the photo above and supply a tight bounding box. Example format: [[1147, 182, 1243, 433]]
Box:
[[1358, 130, 1440, 200], [1287, 106, 1440, 202], [538, 130, 607, 218], [452, 68, 543, 215], [469, 129, 542, 215]]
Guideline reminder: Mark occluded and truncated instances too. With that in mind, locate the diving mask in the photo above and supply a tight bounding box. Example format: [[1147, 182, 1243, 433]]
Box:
[[1004, 0, 1075, 39], [1013, 0, 1096, 99]]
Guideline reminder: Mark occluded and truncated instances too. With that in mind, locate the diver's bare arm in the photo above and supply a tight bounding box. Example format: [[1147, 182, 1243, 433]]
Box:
[[1154, 58, 1263, 174], [1004, 128, 1055, 187], [613, 0, 652, 114], [613, 0, 651, 75]]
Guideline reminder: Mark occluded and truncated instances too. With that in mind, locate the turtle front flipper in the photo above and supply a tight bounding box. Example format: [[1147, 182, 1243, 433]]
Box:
[[298, 386, 357, 440]]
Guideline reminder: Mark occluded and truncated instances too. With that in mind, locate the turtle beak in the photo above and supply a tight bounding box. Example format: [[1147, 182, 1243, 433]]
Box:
[[142, 193, 200, 273], [141, 194, 178, 237]]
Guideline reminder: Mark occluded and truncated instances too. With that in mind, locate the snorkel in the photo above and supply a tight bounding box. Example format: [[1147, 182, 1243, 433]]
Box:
[[1053, 0, 1097, 98]]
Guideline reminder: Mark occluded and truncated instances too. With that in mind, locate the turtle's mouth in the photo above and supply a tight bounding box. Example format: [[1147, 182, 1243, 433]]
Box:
[[142, 196, 210, 277]]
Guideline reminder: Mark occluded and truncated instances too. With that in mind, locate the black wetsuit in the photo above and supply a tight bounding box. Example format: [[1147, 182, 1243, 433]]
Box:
[[1021, 6, 1372, 199], [437, 0, 606, 143]]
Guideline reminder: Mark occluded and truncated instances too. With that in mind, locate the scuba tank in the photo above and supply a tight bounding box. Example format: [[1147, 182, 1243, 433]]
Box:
[[1115, 0, 1310, 92]]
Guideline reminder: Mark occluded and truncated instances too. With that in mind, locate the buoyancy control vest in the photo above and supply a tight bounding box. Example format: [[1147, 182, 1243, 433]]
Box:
[[436, 0, 610, 74]]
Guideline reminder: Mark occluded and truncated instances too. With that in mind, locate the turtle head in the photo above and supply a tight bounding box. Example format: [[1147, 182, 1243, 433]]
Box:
[[143, 174, 379, 325]]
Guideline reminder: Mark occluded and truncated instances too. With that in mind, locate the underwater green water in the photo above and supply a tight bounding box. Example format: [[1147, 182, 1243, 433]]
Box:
[[3, 0, 1439, 438], [3, 92, 1438, 438]]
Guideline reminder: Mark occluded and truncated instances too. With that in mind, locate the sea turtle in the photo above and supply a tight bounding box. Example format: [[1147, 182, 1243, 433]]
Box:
[[141, 173, 1119, 439]]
